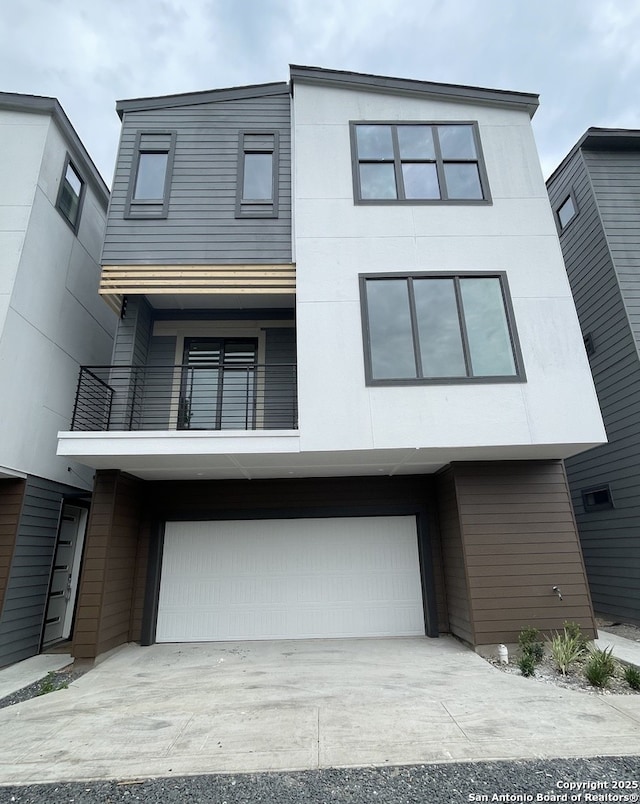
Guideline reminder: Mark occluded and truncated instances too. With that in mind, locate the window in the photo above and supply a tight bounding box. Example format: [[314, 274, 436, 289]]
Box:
[[557, 194, 577, 229], [582, 485, 613, 512], [360, 273, 524, 384], [351, 122, 490, 204], [125, 131, 176, 218], [236, 131, 279, 218], [56, 156, 84, 230]]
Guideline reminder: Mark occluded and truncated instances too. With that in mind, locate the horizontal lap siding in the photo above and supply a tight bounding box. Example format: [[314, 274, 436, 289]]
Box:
[[73, 471, 143, 659], [452, 461, 595, 645], [549, 146, 640, 623], [102, 93, 292, 265]]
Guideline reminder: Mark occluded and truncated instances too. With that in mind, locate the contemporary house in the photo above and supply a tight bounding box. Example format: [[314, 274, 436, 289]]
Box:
[[0, 94, 116, 667], [547, 128, 640, 625], [57, 66, 606, 661]]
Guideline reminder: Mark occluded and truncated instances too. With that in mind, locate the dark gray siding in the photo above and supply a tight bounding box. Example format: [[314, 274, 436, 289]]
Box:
[[264, 327, 297, 429], [109, 297, 153, 430], [548, 146, 640, 623], [102, 92, 292, 265], [0, 476, 81, 667], [141, 334, 177, 430]]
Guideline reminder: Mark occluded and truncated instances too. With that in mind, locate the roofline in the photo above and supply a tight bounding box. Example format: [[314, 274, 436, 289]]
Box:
[[289, 65, 539, 118], [546, 127, 640, 187], [116, 82, 290, 118], [0, 92, 109, 207]]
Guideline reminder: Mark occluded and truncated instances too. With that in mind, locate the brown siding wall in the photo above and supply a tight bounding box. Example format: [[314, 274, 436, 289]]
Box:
[[452, 460, 596, 645], [73, 471, 144, 659], [437, 468, 473, 644], [0, 479, 27, 616]]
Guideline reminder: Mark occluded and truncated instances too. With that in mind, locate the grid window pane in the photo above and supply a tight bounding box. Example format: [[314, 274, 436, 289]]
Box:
[[243, 152, 273, 200], [438, 125, 478, 159], [444, 163, 483, 199], [360, 163, 397, 199], [402, 163, 440, 199], [397, 126, 435, 159], [356, 125, 394, 159], [460, 278, 516, 376], [413, 279, 466, 377], [134, 152, 168, 200], [366, 280, 416, 379]]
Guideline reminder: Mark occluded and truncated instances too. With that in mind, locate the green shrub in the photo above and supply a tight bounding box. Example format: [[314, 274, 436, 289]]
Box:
[[563, 620, 589, 651], [623, 665, 640, 691], [518, 654, 536, 677], [547, 628, 586, 675], [584, 647, 616, 688], [518, 626, 545, 665]]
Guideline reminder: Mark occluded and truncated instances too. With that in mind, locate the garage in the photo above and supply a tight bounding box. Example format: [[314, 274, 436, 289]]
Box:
[[155, 515, 425, 642]]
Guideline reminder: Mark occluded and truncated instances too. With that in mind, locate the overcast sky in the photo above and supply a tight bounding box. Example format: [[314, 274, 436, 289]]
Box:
[[1, 0, 639, 186]]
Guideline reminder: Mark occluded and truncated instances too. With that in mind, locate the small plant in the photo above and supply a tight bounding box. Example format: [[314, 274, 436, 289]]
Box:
[[584, 646, 616, 688], [547, 628, 586, 675], [518, 626, 544, 665], [518, 654, 536, 677], [37, 672, 67, 697], [623, 665, 640, 691], [563, 620, 589, 652]]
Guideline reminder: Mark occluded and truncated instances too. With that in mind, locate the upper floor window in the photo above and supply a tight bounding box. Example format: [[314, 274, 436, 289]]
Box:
[[236, 131, 279, 218], [125, 131, 176, 219], [360, 273, 523, 384], [56, 156, 85, 231], [581, 484, 613, 513], [351, 122, 490, 205], [557, 193, 577, 230]]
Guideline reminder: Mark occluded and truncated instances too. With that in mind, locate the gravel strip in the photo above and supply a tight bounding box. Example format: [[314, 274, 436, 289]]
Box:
[[0, 668, 87, 710], [0, 757, 639, 803]]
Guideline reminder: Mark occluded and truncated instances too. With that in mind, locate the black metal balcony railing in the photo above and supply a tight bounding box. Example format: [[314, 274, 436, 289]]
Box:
[[70, 364, 298, 432]]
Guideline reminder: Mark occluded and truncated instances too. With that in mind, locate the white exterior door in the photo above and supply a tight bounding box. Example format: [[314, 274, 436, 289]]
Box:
[[156, 516, 425, 642]]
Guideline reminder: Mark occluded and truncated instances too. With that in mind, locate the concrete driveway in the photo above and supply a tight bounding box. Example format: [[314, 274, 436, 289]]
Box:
[[1, 636, 640, 785]]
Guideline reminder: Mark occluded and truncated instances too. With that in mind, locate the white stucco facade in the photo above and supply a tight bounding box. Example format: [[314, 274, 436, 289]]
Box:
[[0, 104, 116, 487], [292, 80, 606, 459]]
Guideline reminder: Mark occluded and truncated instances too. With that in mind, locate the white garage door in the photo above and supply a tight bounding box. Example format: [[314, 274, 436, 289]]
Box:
[[156, 516, 425, 642]]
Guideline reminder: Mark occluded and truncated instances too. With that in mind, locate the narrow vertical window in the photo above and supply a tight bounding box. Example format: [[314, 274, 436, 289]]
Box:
[[125, 131, 176, 218], [56, 157, 85, 231], [557, 194, 577, 229], [236, 132, 279, 218]]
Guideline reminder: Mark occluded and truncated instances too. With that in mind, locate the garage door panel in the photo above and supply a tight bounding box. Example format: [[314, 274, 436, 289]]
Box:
[[156, 516, 425, 642]]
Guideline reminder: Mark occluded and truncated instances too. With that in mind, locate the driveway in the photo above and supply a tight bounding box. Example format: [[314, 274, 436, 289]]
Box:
[[1, 636, 640, 784]]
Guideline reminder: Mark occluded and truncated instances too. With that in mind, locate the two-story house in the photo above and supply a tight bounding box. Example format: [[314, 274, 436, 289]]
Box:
[[57, 67, 606, 661], [0, 93, 116, 667], [547, 128, 640, 625]]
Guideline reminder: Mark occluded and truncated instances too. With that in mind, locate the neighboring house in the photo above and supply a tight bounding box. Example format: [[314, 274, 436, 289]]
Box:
[[547, 128, 640, 625], [57, 66, 606, 661], [0, 94, 116, 667]]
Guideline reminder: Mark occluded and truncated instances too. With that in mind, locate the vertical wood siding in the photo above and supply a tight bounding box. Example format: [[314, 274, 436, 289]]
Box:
[[0, 479, 27, 622], [72, 471, 143, 659], [453, 461, 596, 645], [548, 145, 640, 622], [436, 468, 473, 644], [0, 477, 79, 667], [102, 92, 292, 265]]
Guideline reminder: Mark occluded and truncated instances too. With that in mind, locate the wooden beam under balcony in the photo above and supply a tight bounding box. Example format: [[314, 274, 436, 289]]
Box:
[[99, 263, 296, 296]]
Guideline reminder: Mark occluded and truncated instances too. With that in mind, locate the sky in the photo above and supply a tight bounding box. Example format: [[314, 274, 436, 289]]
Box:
[[1, 0, 639, 187]]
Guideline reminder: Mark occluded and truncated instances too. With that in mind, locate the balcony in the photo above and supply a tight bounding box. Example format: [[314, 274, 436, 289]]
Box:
[[70, 363, 298, 432]]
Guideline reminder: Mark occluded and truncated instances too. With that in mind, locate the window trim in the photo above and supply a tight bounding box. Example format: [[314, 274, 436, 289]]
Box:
[[55, 154, 85, 232], [235, 130, 279, 219], [556, 191, 578, 232], [359, 271, 525, 386], [125, 130, 177, 219], [350, 121, 491, 206], [581, 484, 614, 513]]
